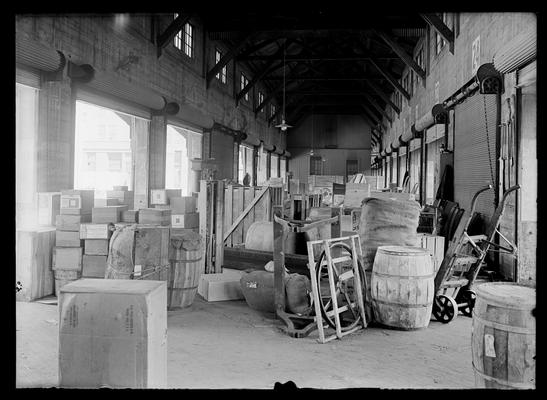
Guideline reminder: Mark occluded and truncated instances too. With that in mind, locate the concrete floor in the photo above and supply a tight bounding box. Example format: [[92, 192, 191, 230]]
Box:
[[16, 293, 477, 389]]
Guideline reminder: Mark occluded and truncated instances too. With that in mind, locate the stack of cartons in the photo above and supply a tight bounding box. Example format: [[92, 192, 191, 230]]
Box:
[[37, 192, 61, 226], [150, 189, 181, 207], [106, 186, 137, 224], [53, 189, 94, 296], [170, 196, 199, 233], [80, 223, 113, 278], [139, 208, 171, 226]]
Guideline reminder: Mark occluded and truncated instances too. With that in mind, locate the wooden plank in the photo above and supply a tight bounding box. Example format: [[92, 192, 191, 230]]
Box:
[[420, 13, 455, 54], [223, 186, 269, 242], [224, 185, 233, 247], [214, 181, 225, 273], [223, 246, 309, 274], [254, 186, 266, 224], [242, 187, 254, 247], [273, 206, 286, 315], [232, 187, 244, 245]]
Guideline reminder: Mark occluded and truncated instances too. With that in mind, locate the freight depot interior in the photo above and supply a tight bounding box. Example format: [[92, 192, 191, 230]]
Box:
[[15, 11, 537, 390]]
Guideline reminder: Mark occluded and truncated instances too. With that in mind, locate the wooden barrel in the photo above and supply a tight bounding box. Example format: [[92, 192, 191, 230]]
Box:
[[244, 221, 309, 255], [167, 231, 204, 309], [54, 269, 82, 298], [370, 245, 434, 329], [471, 282, 536, 389]]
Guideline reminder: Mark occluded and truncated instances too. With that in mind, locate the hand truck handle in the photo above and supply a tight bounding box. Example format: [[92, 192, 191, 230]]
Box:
[[464, 184, 493, 231], [500, 184, 520, 206]]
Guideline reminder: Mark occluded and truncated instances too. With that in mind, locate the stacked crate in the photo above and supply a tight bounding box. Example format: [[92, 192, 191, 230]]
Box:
[[80, 202, 128, 279], [53, 189, 94, 297], [170, 196, 199, 234]]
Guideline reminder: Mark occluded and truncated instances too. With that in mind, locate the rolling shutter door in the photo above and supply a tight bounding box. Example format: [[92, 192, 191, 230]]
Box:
[[454, 93, 497, 220], [210, 128, 234, 180]]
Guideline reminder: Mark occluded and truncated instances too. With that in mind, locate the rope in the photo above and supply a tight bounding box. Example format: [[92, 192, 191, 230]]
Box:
[[482, 94, 496, 207]]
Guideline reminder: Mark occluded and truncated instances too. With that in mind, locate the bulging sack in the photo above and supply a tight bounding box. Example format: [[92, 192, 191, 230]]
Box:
[[359, 197, 420, 271]]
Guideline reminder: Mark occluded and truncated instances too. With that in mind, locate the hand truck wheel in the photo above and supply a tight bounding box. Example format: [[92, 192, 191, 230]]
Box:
[[432, 294, 458, 323], [456, 289, 476, 317], [315, 242, 364, 332]]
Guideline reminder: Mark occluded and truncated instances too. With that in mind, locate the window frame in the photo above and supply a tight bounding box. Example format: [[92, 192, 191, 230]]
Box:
[[258, 91, 264, 112], [240, 72, 249, 101], [215, 48, 227, 83], [183, 22, 194, 58]]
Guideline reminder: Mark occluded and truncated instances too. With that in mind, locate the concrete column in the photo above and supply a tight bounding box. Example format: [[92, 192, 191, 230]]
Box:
[[133, 118, 150, 209], [37, 78, 75, 192], [148, 115, 166, 190]]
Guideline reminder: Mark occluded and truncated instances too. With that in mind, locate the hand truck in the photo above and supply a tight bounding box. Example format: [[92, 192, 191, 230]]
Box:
[[432, 184, 520, 323]]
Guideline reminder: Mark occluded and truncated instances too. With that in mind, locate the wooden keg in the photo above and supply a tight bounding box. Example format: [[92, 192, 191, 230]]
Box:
[[244, 221, 309, 255], [167, 231, 204, 309], [370, 245, 434, 330], [54, 270, 82, 298], [471, 282, 536, 389]]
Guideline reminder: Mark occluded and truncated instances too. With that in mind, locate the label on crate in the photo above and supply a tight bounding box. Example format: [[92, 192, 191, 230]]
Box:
[[61, 195, 81, 209]]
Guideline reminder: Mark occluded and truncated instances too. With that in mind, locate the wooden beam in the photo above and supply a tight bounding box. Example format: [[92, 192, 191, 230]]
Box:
[[206, 31, 258, 88], [373, 29, 426, 81], [223, 186, 269, 242], [360, 103, 380, 124], [420, 13, 454, 54], [364, 79, 400, 115], [238, 54, 397, 61], [368, 58, 410, 101], [237, 37, 279, 59], [362, 92, 392, 123], [156, 13, 192, 58], [236, 39, 293, 105], [360, 113, 376, 127]]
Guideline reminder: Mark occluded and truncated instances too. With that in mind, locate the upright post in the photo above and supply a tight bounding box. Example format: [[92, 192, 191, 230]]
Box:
[[214, 181, 225, 273], [273, 205, 286, 317]]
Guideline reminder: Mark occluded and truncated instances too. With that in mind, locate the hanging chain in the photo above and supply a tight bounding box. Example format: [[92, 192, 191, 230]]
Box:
[[482, 94, 496, 206]]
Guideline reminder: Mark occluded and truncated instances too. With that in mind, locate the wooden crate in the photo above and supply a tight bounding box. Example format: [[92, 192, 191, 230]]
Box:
[[16, 227, 56, 301], [171, 213, 199, 228], [170, 196, 197, 214], [418, 234, 445, 273], [56, 214, 92, 231], [80, 223, 112, 240], [91, 205, 129, 223], [82, 255, 108, 278], [84, 239, 109, 256], [60, 190, 95, 215], [139, 209, 171, 226], [150, 189, 181, 205], [56, 230, 84, 247], [37, 192, 61, 226], [106, 190, 134, 206], [53, 246, 83, 271]]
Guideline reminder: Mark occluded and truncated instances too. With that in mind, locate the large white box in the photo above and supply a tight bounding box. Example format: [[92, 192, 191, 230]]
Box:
[[37, 192, 61, 226], [59, 279, 167, 388], [198, 270, 244, 302]]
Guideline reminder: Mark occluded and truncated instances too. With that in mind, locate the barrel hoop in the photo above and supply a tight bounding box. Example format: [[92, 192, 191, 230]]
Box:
[[169, 258, 203, 263], [372, 271, 435, 279], [472, 362, 534, 389], [472, 313, 535, 334], [169, 286, 199, 291], [476, 297, 535, 311], [372, 299, 433, 308]]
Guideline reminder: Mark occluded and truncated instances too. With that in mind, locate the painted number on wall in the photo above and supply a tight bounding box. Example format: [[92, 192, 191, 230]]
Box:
[[472, 35, 481, 75]]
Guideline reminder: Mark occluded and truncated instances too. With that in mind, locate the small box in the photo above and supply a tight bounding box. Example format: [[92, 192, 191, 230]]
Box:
[[56, 214, 92, 231], [198, 271, 244, 302], [37, 192, 61, 226], [170, 196, 197, 214], [56, 230, 84, 247], [94, 198, 119, 207], [84, 239, 110, 256], [82, 255, 108, 278], [92, 205, 129, 223], [150, 189, 181, 205], [112, 185, 128, 191], [122, 210, 139, 223], [138, 208, 171, 226], [106, 190, 134, 206], [60, 190, 95, 215], [53, 247, 82, 271], [171, 213, 199, 228], [58, 279, 167, 388], [80, 223, 112, 240]]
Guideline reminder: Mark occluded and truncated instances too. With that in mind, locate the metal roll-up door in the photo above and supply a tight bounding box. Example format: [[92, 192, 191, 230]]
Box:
[[16, 65, 41, 88], [211, 128, 234, 180], [454, 93, 498, 224]]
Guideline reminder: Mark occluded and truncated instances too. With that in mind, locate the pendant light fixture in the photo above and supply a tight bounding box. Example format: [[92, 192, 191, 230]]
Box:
[[275, 44, 293, 132]]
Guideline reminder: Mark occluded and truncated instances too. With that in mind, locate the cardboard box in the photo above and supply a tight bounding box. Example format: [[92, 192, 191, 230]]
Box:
[[106, 190, 134, 206], [56, 230, 84, 247], [138, 208, 171, 226], [84, 239, 110, 256], [418, 234, 445, 273], [56, 214, 92, 231], [37, 192, 61, 226], [94, 198, 119, 207], [16, 227, 56, 301], [60, 190, 95, 215], [80, 223, 112, 240], [59, 279, 167, 388], [171, 213, 199, 228], [92, 205, 129, 223], [82, 255, 108, 278], [197, 271, 244, 302], [368, 191, 417, 202], [150, 189, 181, 205], [170, 196, 197, 214], [112, 185, 128, 191], [53, 247, 82, 271], [122, 210, 139, 223]]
